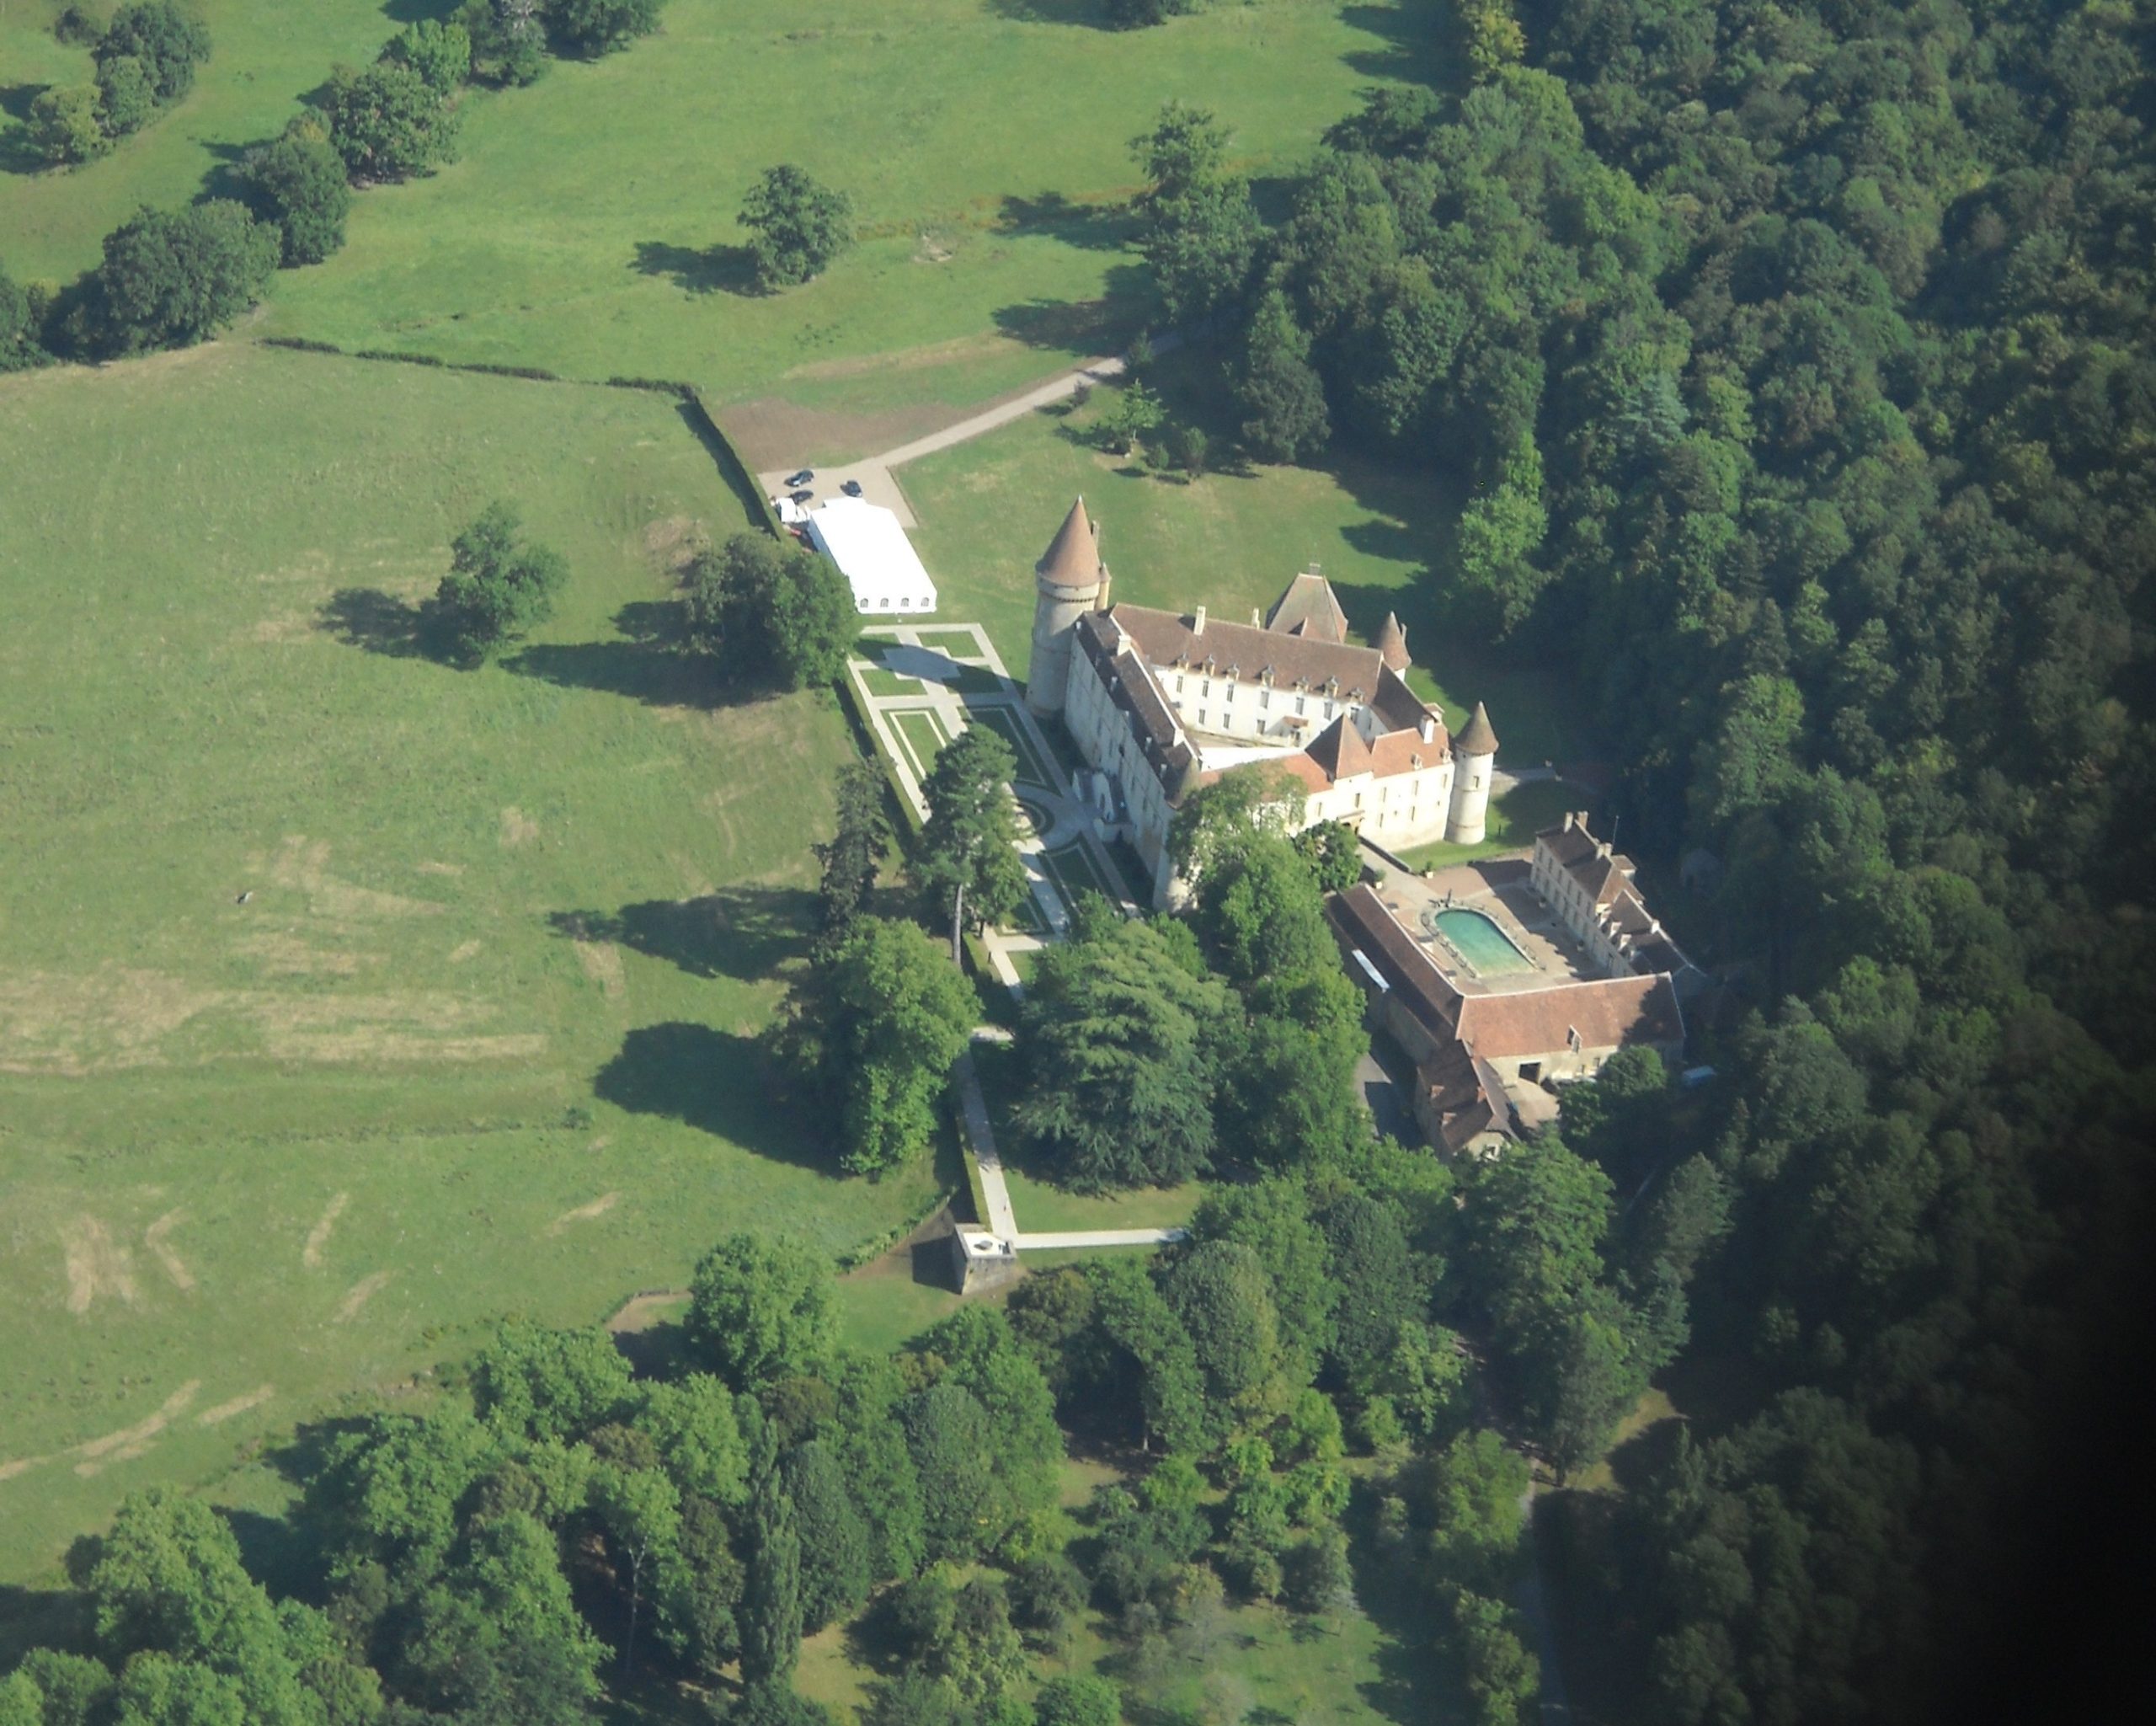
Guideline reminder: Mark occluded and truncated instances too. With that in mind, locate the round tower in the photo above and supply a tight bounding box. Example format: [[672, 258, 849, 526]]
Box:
[[1027, 496, 1107, 717], [1446, 700, 1499, 845]]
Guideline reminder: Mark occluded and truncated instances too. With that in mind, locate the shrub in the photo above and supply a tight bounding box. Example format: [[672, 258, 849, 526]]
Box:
[[54, 4, 109, 46]]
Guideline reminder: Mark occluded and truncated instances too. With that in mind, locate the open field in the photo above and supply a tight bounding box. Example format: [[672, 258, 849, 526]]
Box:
[[3, 0, 1448, 409], [0, 343, 942, 1595], [900, 362, 1588, 763]]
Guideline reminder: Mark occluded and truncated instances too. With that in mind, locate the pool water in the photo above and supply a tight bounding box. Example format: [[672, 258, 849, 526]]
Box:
[[1432, 906, 1534, 975]]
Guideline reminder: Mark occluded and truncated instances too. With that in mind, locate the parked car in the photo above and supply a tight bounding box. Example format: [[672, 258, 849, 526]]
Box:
[[784, 468, 814, 487], [790, 489, 814, 505], [841, 478, 864, 497]]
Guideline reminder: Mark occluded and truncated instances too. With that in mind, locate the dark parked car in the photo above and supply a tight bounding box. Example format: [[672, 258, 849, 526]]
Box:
[[785, 468, 814, 487], [841, 478, 864, 497], [789, 489, 814, 505]]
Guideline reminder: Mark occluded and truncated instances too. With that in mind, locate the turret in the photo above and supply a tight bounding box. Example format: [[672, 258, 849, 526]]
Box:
[[1446, 700, 1498, 845], [1376, 611, 1411, 672], [1027, 497, 1107, 717]]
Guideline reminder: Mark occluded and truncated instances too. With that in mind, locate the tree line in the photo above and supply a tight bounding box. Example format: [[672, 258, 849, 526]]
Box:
[[1123, 1, 2156, 1718]]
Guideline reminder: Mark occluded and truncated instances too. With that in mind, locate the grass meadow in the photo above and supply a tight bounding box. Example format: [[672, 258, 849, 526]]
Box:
[[900, 357, 1589, 764], [0, 344, 949, 1605], [3, 0, 1448, 414]]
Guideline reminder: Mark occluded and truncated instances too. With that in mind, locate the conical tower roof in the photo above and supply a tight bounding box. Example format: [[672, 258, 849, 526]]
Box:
[[1037, 496, 1102, 588], [1454, 700, 1498, 756], [1376, 611, 1410, 671]]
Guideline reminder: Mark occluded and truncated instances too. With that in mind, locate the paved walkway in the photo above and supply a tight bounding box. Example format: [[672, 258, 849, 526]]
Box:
[[760, 350, 1136, 527]]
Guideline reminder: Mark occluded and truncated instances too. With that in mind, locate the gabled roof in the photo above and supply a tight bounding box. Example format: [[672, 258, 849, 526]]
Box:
[[1108, 604, 1386, 701], [1454, 974, 1684, 1061], [1038, 496, 1102, 589], [1305, 715, 1373, 781], [1266, 570, 1351, 643]]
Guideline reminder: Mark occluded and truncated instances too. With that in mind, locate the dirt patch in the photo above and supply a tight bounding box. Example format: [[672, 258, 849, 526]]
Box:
[[264, 835, 446, 922], [547, 1191, 621, 1236], [61, 1216, 137, 1314], [248, 612, 314, 644], [197, 1385, 275, 1426], [267, 1030, 547, 1064], [234, 932, 374, 976], [499, 807, 539, 847], [253, 992, 540, 1064], [145, 1209, 195, 1291], [303, 1192, 349, 1269], [73, 1381, 202, 1476], [0, 1457, 46, 1482], [573, 940, 627, 999], [606, 1290, 687, 1333], [0, 968, 229, 1076], [449, 939, 482, 963], [642, 514, 703, 573], [334, 1270, 392, 1324], [415, 861, 465, 877]]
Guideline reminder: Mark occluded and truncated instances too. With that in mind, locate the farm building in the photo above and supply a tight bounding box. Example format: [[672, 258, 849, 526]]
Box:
[[805, 496, 938, 615]]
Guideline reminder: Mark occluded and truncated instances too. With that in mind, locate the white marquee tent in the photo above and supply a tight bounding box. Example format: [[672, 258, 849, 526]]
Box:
[[804, 496, 938, 615]]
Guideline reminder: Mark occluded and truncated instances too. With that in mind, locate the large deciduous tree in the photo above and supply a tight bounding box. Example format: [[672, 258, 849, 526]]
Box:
[[685, 1232, 837, 1390], [427, 500, 567, 661], [242, 126, 354, 265], [681, 531, 855, 689], [95, 3, 211, 104], [320, 61, 462, 184], [739, 165, 855, 290], [91, 201, 278, 354], [1015, 915, 1230, 1190], [547, 0, 664, 56]]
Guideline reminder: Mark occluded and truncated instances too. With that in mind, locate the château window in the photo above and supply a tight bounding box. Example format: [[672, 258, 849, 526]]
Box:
[[1324, 701, 1335, 719], [1259, 690, 1270, 709], [1295, 695, 1305, 715]]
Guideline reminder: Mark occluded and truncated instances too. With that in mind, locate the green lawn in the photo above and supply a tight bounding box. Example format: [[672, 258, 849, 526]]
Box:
[[0, 0, 395, 281], [1392, 776, 1580, 868], [901, 362, 1587, 763], [0, 0, 1452, 410], [0, 344, 941, 1596]]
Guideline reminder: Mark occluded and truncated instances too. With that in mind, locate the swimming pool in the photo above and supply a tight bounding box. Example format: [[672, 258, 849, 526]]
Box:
[[1430, 906, 1534, 975]]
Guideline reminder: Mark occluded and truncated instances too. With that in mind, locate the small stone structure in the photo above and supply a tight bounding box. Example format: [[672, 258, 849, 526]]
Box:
[[949, 1226, 1022, 1295]]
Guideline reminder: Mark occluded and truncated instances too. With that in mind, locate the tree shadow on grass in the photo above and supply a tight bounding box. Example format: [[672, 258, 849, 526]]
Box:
[[224, 1507, 326, 1606], [506, 639, 744, 709], [0, 86, 52, 177], [991, 281, 1151, 356], [319, 587, 429, 658], [547, 884, 817, 982], [1341, 0, 1457, 91], [632, 239, 761, 297], [0, 1583, 88, 1669], [982, 0, 1116, 24], [196, 137, 255, 206], [996, 190, 1133, 251], [594, 1022, 827, 1169]]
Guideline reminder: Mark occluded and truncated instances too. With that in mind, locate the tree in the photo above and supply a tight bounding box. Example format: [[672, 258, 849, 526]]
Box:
[[782, 1440, 873, 1632], [462, 0, 548, 85], [916, 725, 1028, 950], [1105, 0, 1193, 27], [739, 1471, 803, 1685], [305, 1408, 499, 1583], [1293, 819, 1363, 892], [401, 1512, 603, 1726], [1032, 1673, 1121, 1726], [382, 20, 472, 94], [1167, 761, 1298, 886], [827, 1354, 926, 1581], [1189, 1178, 1337, 1381], [242, 129, 353, 266], [1160, 1240, 1286, 1424], [681, 532, 853, 688], [590, 1464, 680, 1678], [1234, 290, 1331, 462], [636, 1373, 749, 1505], [813, 759, 889, 957], [1321, 1193, 1419, 1387], [1199, 835, 1334, 984], [95, 56, 157, 138], [686, 1232, 837, 1389], [1099, 381, 1166, 459], [29, 87, 109, 164], [1454, 430, 1550, 639], [1131, 104, 1260, 323], [1082, 1258, 1209, 1453], [96, 3, 211, 104], [320, 61, 461, 184], [92, 200, 278, 354], [426, 500, 567, 660], [730, 1683, 837, 1726], [1014, 916, 1230, 1190], [739, 165, 855, 290], [1, 265, 46, 373], [547, 0, 664, 56], [472, 1318, 632, 1443], [902, 1382, 1001, 1562], [658, 1494, 743, 1675]]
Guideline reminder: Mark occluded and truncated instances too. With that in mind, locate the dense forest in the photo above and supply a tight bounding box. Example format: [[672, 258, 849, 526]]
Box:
[[1132, 0, 2156, 1718]]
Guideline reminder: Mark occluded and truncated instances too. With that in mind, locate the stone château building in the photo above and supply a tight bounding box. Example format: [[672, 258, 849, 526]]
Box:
[[1026, 498, 1499, 906]]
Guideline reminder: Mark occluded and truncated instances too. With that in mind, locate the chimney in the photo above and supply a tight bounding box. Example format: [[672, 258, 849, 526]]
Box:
[[1597, 841, 1612, 861], [1193, 605, 1207, 635], [1418, 713, 1435, 743]]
